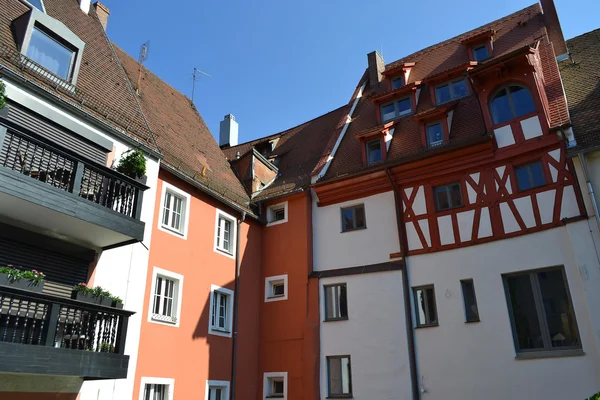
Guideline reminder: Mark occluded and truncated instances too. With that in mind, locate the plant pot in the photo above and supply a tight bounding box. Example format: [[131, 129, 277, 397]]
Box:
[[0, 272, 44, 293], [71, 291, 112, 306], [112, 300, 123, 309], [135, 175, 147, 185]]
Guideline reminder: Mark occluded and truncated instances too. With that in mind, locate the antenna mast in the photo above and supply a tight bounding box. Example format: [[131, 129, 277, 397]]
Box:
[[192, 67, 211, 103], [136, 42, 149, 95]]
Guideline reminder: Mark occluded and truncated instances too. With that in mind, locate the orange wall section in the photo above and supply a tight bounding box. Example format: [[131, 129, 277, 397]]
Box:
[[132, 169, 262, 400]]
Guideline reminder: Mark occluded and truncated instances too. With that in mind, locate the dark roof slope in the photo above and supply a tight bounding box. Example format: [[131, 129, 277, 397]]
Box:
[[0, 0, 156, 150], [222, 104, 351, 200], [560, 29, 600, 150], [113, 46, 252, 210]]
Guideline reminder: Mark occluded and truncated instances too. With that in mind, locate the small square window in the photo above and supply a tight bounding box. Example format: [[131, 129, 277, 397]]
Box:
[[515, 162, 546, 192], [434, 183, 463, 211], [209, 285, 234, 337], [426, 122, 444, 148], [160, 184, 190, 238], [263, 373, 287, 399], [391, 76, 403, 90], [327, 356, 352, 397], [215, 212, 236, 255], [366, 138, 382, 165], [472, 44, 490, 62], [324, 284, 348, 321], [265, 275, 288, 302], [149, 268, 183, 326], [413, 285, 438, 327], [267, 202, 288, 226], [206, 381, 230, 400], [142, 383, 170, 400], [341, 204, 366, 232], [461, 279, 480, 322]]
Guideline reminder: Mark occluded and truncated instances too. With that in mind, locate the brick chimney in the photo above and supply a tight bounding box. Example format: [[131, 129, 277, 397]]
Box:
[[367, 51, 385, 88], [79, 0, 91, 14], [540, 0, 568, 60], [219, 114, 239, 148], [93, 2, 110, 31]]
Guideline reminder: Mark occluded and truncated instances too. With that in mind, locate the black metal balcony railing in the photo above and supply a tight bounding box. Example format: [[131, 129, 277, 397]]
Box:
[[0, 286, 132, 355], [0, 128, 147, 220]]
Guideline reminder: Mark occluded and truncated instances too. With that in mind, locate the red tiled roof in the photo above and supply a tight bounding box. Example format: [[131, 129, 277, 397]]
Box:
[[113, 46, 252, 210], [0, 0, 157, 150], [560, 29, 600, 150]]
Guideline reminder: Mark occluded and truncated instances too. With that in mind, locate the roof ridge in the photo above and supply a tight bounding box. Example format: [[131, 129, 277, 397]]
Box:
[[566, 27, 600, 42]]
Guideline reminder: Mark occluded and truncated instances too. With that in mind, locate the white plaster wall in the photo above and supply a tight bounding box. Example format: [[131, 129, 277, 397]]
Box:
[[320, 271, 412, 400], [313, 191, 400, 270], [408, 226, 600, 400]]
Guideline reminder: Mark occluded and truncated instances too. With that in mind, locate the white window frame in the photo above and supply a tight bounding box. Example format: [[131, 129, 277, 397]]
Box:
[[263, 372, 287, 400], [205, 380, 230, 400], [147, 267, 184, 328], [208, 284, 234, 338], [214, 209, 237, 258], [266, 201, 288, 226], [158, 182, 191, 239], [265, 274, 288, 303], [139, 377, 174, 400]]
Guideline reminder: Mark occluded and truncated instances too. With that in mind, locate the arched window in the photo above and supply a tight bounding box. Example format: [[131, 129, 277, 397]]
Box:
[[490, 85, 536, 125]]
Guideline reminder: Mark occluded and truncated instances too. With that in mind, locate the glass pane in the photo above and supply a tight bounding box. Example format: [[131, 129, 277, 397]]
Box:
[[273, 283, 285, 296], [274, 208, 285, 221], [435, 84, 451, 104], [381, 104, 395, 122], [450, 183, 463, 207], [27, 28, 74, 80], [354, 206, 365, 229], [28, 0, 45, 11], [461, 280, 479, 321], [452, 79, 468, 98], [473, 45, 490, 61], [510, 86, 535, 118], [341, 357, 351, 394], [426, 288, 437, 324], [326, 286, 337, 319], [339, 285, 348, 318], [366, 139, 382, 165], [515, 165, 533, 191], [328, 358, 343, 395], [491, 88, 513, 125], [516, 163, 545, 191], [273, 380, 284, 395], [162, 193, 171, 226], [392, 77, 403, 90], [537, 270, 580, 348], [396, 98, 412, 116], [341, 208, 354, 231], [415, 289, 428, 325], [529, 163, 546, 188], [435, 187, 450, 210], [506, 274, 544, 350], [427, 123, 444, 147]]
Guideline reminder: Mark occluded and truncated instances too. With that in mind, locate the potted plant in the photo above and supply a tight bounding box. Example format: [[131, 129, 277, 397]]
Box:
[[0, 81, 7, 118], [71, 283, 112, 306], [111, 295, 123, 309], [0, 265, 45, 293], [115, 149, 146, 181]]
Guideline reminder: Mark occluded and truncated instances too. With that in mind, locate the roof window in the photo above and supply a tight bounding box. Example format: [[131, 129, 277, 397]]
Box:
[[472, 44, 490, 62], [435, 78, 468, 104], [23, 0, 45, 12]]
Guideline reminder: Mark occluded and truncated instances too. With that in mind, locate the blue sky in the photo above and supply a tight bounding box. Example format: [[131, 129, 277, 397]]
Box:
[[104, 0, 599, 145]]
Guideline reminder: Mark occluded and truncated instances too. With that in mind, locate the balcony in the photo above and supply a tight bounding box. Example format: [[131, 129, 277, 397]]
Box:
[[0, 125, 148, 249], [0, 285, 133, 379]]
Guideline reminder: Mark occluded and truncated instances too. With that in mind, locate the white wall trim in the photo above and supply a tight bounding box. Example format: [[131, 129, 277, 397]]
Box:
[[157, 181, 191, 240], [213, 208, 238, 259], [208, 284, 234, 338], [205, 380, 230, 400], [138, 377, 175, 400], [266, 201, 289, 227], [264, 274, 289, 302], [263, 372, 288, 400], [146, 267, 184, 328]]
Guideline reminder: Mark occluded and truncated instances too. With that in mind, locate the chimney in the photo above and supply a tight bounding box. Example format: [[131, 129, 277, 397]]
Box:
[[219, 114, 239, 148], [540, 0, 568, 60], [367, 51, 385, 88], [79, 0, 91, 14], [93, 2, 110, 31]]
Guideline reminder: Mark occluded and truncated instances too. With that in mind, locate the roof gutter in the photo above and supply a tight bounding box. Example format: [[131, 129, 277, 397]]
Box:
[[0, 64, 162, 160]]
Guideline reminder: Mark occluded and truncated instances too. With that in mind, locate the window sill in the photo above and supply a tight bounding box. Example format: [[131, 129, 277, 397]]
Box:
[[465, 319, 481, 324], [515, 348, 584, 360], [266, 219, 288, 227], [159, 224, 186, 239], [326, 395, 353, 399], [151, 314, 178, 325], [209, 328, 232, 338], [324, 317, 349, 322], [340, 226, 367, 234], [267, 295, 285, 300], [216, 247, 234, 256], [415, 323, 439, 329], [266, 396, 284, 399]]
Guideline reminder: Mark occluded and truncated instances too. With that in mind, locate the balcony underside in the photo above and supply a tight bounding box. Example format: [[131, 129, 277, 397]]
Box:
[[0, 167, 144, 249]]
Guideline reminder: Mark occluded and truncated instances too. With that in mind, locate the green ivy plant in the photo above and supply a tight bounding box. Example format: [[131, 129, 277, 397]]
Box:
[[115, 149, 146, 179], [0, 81, 6, 110], [586, 392, 600, 400], [0, 265, 45, 284]]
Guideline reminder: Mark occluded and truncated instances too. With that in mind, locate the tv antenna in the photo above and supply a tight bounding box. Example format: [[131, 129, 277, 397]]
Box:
[[191, 67, 211, 103], [136, 41, 149, 95]]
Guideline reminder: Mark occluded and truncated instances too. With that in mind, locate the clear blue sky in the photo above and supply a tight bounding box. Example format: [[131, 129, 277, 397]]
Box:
[[103, 0, 598, 145]]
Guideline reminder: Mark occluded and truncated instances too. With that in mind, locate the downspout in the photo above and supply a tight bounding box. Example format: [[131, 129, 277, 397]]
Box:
[[578, 153, 600, 229], [386, 169, 419, 400], [230, 211, 246, 400]]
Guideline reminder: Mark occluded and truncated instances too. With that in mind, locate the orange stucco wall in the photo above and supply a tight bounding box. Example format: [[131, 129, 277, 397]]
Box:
[[132, 169, 262, 399]]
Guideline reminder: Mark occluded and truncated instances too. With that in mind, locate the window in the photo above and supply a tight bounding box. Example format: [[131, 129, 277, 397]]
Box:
[[209, 285, 234, 337], [461, 279, 480, 322], [265, 274, 288, 302], [215, 210, 236, 256], [159, 183, 190, 238], [327, 356, 352, 397], [391, 76, 403, 90], [267, 202, 288, 226], [324, 284, 348, 321], [148, 268, 183, 326], [341, 204, 366, 232], [472, 44, 490, 61], [503, 267, 581, 355], [263, 372, 287, 399], [366, 138, 382, 165], [435, 78, 468, 104], [426, 122, 444, 148], [434, 183, 463, 211], [515, 162, 546, 192], [26, 26, 76, 80], [24, 0, 45, 12], [206, 381, 230, 400], [381, 97, 412, 122], [414, 285, 438, 327], [139, 378, 174, 400], [490, 85, 536, 125]]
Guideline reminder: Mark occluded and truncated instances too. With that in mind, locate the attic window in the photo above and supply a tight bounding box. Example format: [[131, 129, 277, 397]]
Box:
[[23, 0, 45, 12], [366, 138, 382, 165], [381, 97, 412, 122], [472, 44, 490, 62], [435, 78, 468, 104], [391, 76, 403, 90], [27, 26, 76, 80]]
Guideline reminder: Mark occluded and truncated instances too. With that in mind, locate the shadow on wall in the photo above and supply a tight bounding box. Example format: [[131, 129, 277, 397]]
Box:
[[191, 220, 262, 400]]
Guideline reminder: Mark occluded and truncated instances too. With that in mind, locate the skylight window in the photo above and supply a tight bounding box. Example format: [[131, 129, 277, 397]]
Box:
[[24, 0, 45, 12], [26, 26, 76, 80]]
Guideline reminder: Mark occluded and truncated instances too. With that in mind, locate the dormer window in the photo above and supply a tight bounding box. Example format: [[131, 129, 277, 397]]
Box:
[[472, 44, 490, 62], [391, 76, 404, 90], [435, 78, 468, 105], [490, 85, 536, 125], [366, 138, 382, 165], [27, 26, 76, 80], [426, 122, 444, 148], [381, 97, 412, 122], [24, 0, 45, 12]]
